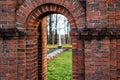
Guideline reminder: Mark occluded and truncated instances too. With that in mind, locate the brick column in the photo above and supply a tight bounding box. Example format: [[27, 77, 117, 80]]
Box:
[[86, 0, 111, 79], [85, 39, 110, 80], [24, 17, 47, 80], [0, 0, 18, 79], [107, 0, 117, 80], [38, 17, 47, 80], [116, 0, 120, 79], [117, 40, 120, 79], [70, 30, 85, 80]]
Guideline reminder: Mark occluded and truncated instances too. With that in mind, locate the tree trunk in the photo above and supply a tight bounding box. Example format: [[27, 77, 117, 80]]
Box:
[[55, 14, 58, 44], [49, 14, 53, 44]]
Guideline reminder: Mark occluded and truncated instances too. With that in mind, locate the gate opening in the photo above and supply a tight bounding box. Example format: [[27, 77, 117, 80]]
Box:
[[37, 14, 72, 80], [16, 2, 85, 80]]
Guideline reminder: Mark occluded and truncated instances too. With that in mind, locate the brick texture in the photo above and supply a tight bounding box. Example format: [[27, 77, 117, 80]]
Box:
[[0, 0, 119, 80], [0, 0, 17, 80]]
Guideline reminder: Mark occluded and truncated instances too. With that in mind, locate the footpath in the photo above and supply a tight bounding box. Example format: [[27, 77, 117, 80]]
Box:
[[47, 48, 68, 62]]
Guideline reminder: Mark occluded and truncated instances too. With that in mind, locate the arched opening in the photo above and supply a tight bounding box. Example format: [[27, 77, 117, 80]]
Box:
[[16, 2, 85, 80], [37, 13, 72, 80], [46, 14, 72, 80], [25, 4, 77, 80]]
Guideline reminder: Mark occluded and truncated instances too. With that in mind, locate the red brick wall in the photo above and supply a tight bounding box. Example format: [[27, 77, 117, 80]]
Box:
[[0, 0, 18, 80], [15, 1, 85, 80], [86, 0, 108, 80], [85, 39, 110, 80], [116, 0, 120, 79], [0, 0, 120, 80]]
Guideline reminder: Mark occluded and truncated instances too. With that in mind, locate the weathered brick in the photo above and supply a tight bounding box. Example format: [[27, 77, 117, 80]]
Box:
[[0, 0, 119, 80]]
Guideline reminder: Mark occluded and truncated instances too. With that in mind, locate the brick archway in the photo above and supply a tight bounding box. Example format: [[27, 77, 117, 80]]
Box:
[[16, 0, 85, 30], [1, 0, 120, 80], [16, 0, 86, 80]]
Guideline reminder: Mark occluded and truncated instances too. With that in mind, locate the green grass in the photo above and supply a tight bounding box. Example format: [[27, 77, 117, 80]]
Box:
[[47, 44, 72, 49], [48, 49, 72, 80]]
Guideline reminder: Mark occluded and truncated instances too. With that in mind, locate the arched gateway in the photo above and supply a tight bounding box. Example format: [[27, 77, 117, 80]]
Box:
[[16, 0, 86, 80], [0, 0, 120, 80]]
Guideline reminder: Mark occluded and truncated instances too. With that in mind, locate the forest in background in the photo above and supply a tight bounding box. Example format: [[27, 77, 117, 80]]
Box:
[[47, 14, 71, 45]]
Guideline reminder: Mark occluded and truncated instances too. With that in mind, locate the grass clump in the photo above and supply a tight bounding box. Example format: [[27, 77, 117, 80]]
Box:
[[47, 44, 72, 49], [48, 49, 72, 80]]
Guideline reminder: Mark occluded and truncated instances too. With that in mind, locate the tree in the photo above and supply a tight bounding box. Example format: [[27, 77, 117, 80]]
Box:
[[47, 14, 53, 44], [54, 14, 58, 44], [47, 14, 71, 45], [66, 20, 71, 44]]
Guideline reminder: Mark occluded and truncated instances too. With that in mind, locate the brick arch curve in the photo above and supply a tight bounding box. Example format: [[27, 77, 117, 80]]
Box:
[[16, 0, 85, 31], [16, 0, 85, 80], [26, 4, 76, 30]]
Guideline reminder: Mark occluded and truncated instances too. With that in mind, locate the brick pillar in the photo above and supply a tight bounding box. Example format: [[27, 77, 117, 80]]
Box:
[[38, 17, 47, 80], [110, 39, 117, 79], [77, 39, 85, 80], [0, 0, 17, 79], [85, 39, 110, 80], [117, 40, 120, 79], [42, 18, 47, 80], [116, 0, 120, 79], [107, 0, 117, 80], [70, 30, 85, 80], [24, 17, 47, 80], [86, 0, 112, 79]]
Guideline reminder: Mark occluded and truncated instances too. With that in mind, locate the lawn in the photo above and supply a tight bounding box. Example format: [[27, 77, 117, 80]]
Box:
[[48, 49, 72, 80], [47, 44, 72, 49]]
